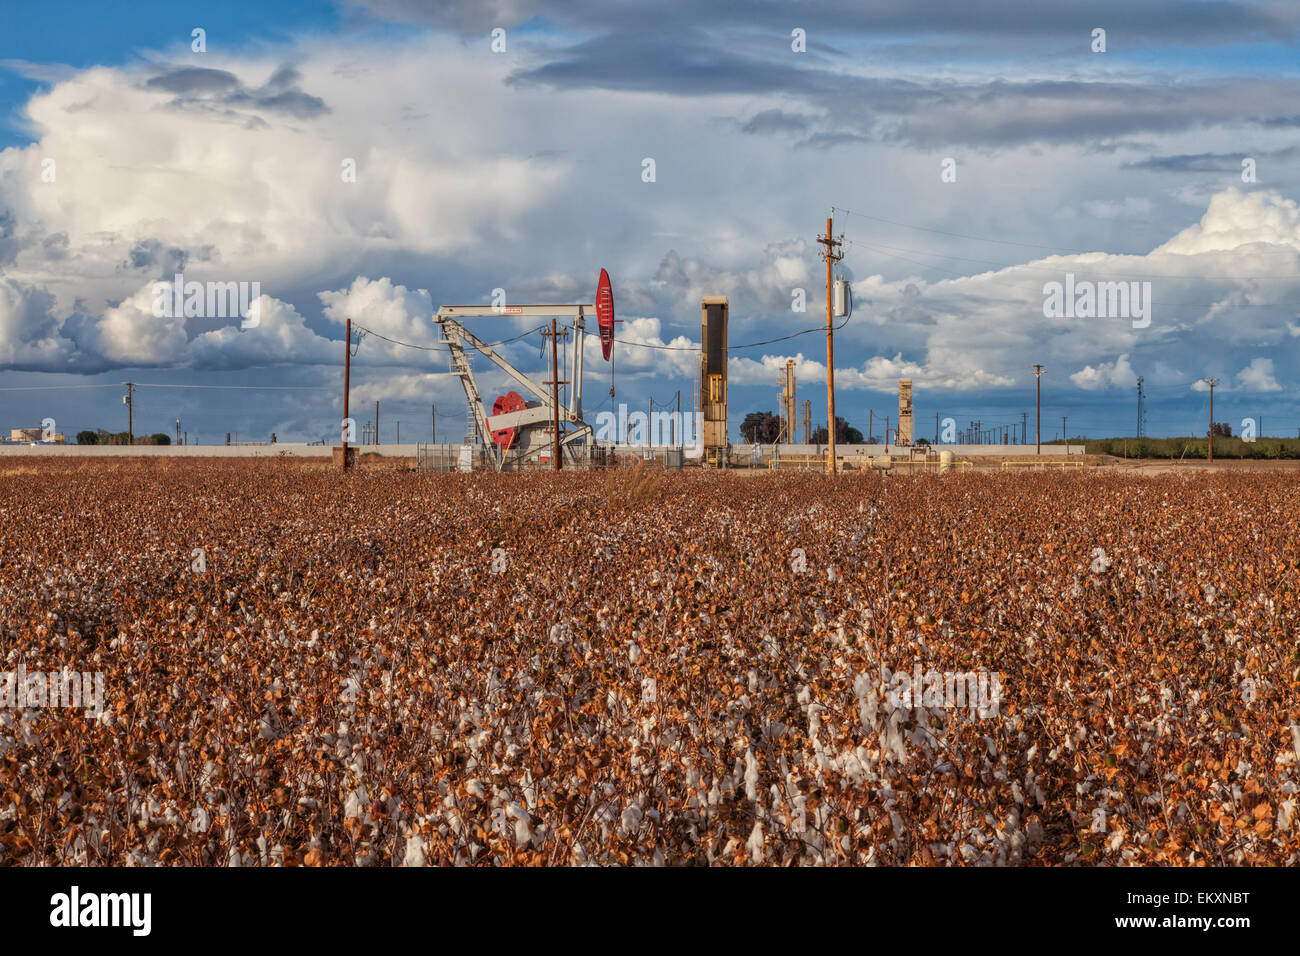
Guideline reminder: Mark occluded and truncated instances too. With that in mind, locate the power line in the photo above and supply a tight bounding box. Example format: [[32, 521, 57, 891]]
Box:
[[355, 323, 544, 352], [844, 236, 1300, 281], [832, 203, 1300, 261]]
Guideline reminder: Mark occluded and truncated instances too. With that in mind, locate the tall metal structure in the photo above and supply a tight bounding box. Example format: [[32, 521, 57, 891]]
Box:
[[777, 359, 796, 443], [1136, 377, 1146, 438], [700, 295, 729, 466], [438, 303, 595, 471], [897, 378, 913, 446]]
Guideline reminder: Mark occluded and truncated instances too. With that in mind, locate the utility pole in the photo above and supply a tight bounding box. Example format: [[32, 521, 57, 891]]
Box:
[[935, 411, 939, 445], [123, 382, 135, 445], [543, 318, 565, 470], [375, 400, 380, 446], [1032, 365, 1045, 455], [1021, 411, 1027, 445], [342, 317, 351, 471], [676, 391, 681, 450], [396, 421, 400, 445], [432, 404, 436, 444], [1062, 415, 1067, 453], [817, 215, 843, 473], [868, 409, 873, 445], [1136, 377, 1146, 438], [802, 399, 811, 444], [1204, 378, 1218, 462]]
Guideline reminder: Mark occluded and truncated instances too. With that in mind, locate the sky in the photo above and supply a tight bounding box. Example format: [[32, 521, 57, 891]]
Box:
[[1, 0, 1299, 445]]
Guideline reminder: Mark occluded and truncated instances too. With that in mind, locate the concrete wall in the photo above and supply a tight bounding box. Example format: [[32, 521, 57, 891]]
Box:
[[0, 442, 424, 458], [731, 443, 1083, 458], [0, 441, 1084, 460]]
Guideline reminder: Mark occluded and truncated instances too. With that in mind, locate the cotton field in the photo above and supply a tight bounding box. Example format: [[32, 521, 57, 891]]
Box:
[[0, 459, 1297, 866]]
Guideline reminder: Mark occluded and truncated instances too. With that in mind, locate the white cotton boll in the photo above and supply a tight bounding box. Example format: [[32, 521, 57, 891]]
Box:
[[343, 786, 369, 820], [466, 779, 486, 800], [620, 804, 643, 836], [1010, 781, 1024, 804], [1026, 819, 1044, 853], [514, 818, 533, 848], [744, 748, 759, 801], [190, 807, 210, 833], [403, 834, 428, 866], [1277, 800, 1295, 832], [746, 822, 764, 863], [519, 771, 537, 811], [629, 642, 642, 664]]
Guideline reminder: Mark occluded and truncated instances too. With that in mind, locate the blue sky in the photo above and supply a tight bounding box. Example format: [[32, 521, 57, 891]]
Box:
[[2, 0, 1300, 444]]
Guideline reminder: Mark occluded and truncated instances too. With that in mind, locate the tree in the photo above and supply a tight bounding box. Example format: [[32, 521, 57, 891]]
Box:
[[1210, 422, 1232, 438], [76, 430, 98, 445], [149, 433, 171, 445], [740, 410, 782, 444], [811, 417, 864, 444]]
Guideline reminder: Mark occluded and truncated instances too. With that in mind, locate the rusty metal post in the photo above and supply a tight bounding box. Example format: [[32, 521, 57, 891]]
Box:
[[342, 318, 351, 471], [551, 318, 561, 470], [1205, 378, 1218, 462]]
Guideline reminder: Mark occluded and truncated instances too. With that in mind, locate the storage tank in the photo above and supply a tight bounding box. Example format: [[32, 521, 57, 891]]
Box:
[[939, 449, 954, 474]]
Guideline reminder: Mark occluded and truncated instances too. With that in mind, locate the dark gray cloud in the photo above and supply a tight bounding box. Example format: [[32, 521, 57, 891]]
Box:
[[123, 239, 188, 275], [504, 25, 1300, 148], [740, 109, 812, 135], [0, 209, 19, 266], [348, 0, 1299, 44], [41, 232, 69, 261], [1126, 145, 1300, 172], [145, 67, 240, 95], [143, 63, 328, 119]]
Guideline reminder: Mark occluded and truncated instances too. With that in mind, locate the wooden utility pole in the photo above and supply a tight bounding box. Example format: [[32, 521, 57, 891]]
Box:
[[431, 404, 436, 444], [802, 399, 811, 444], [375, 400, 380, 446], [122, 382, 136, 445], [1204, 378, 1218, 462], [542, 318, 566, 470], [1062, 416, 1068, 453], [817, 216, 843, 473], [868, 409, 873, 445], [342, 318, 351, 470], [1032, 365, 1045, 455]]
